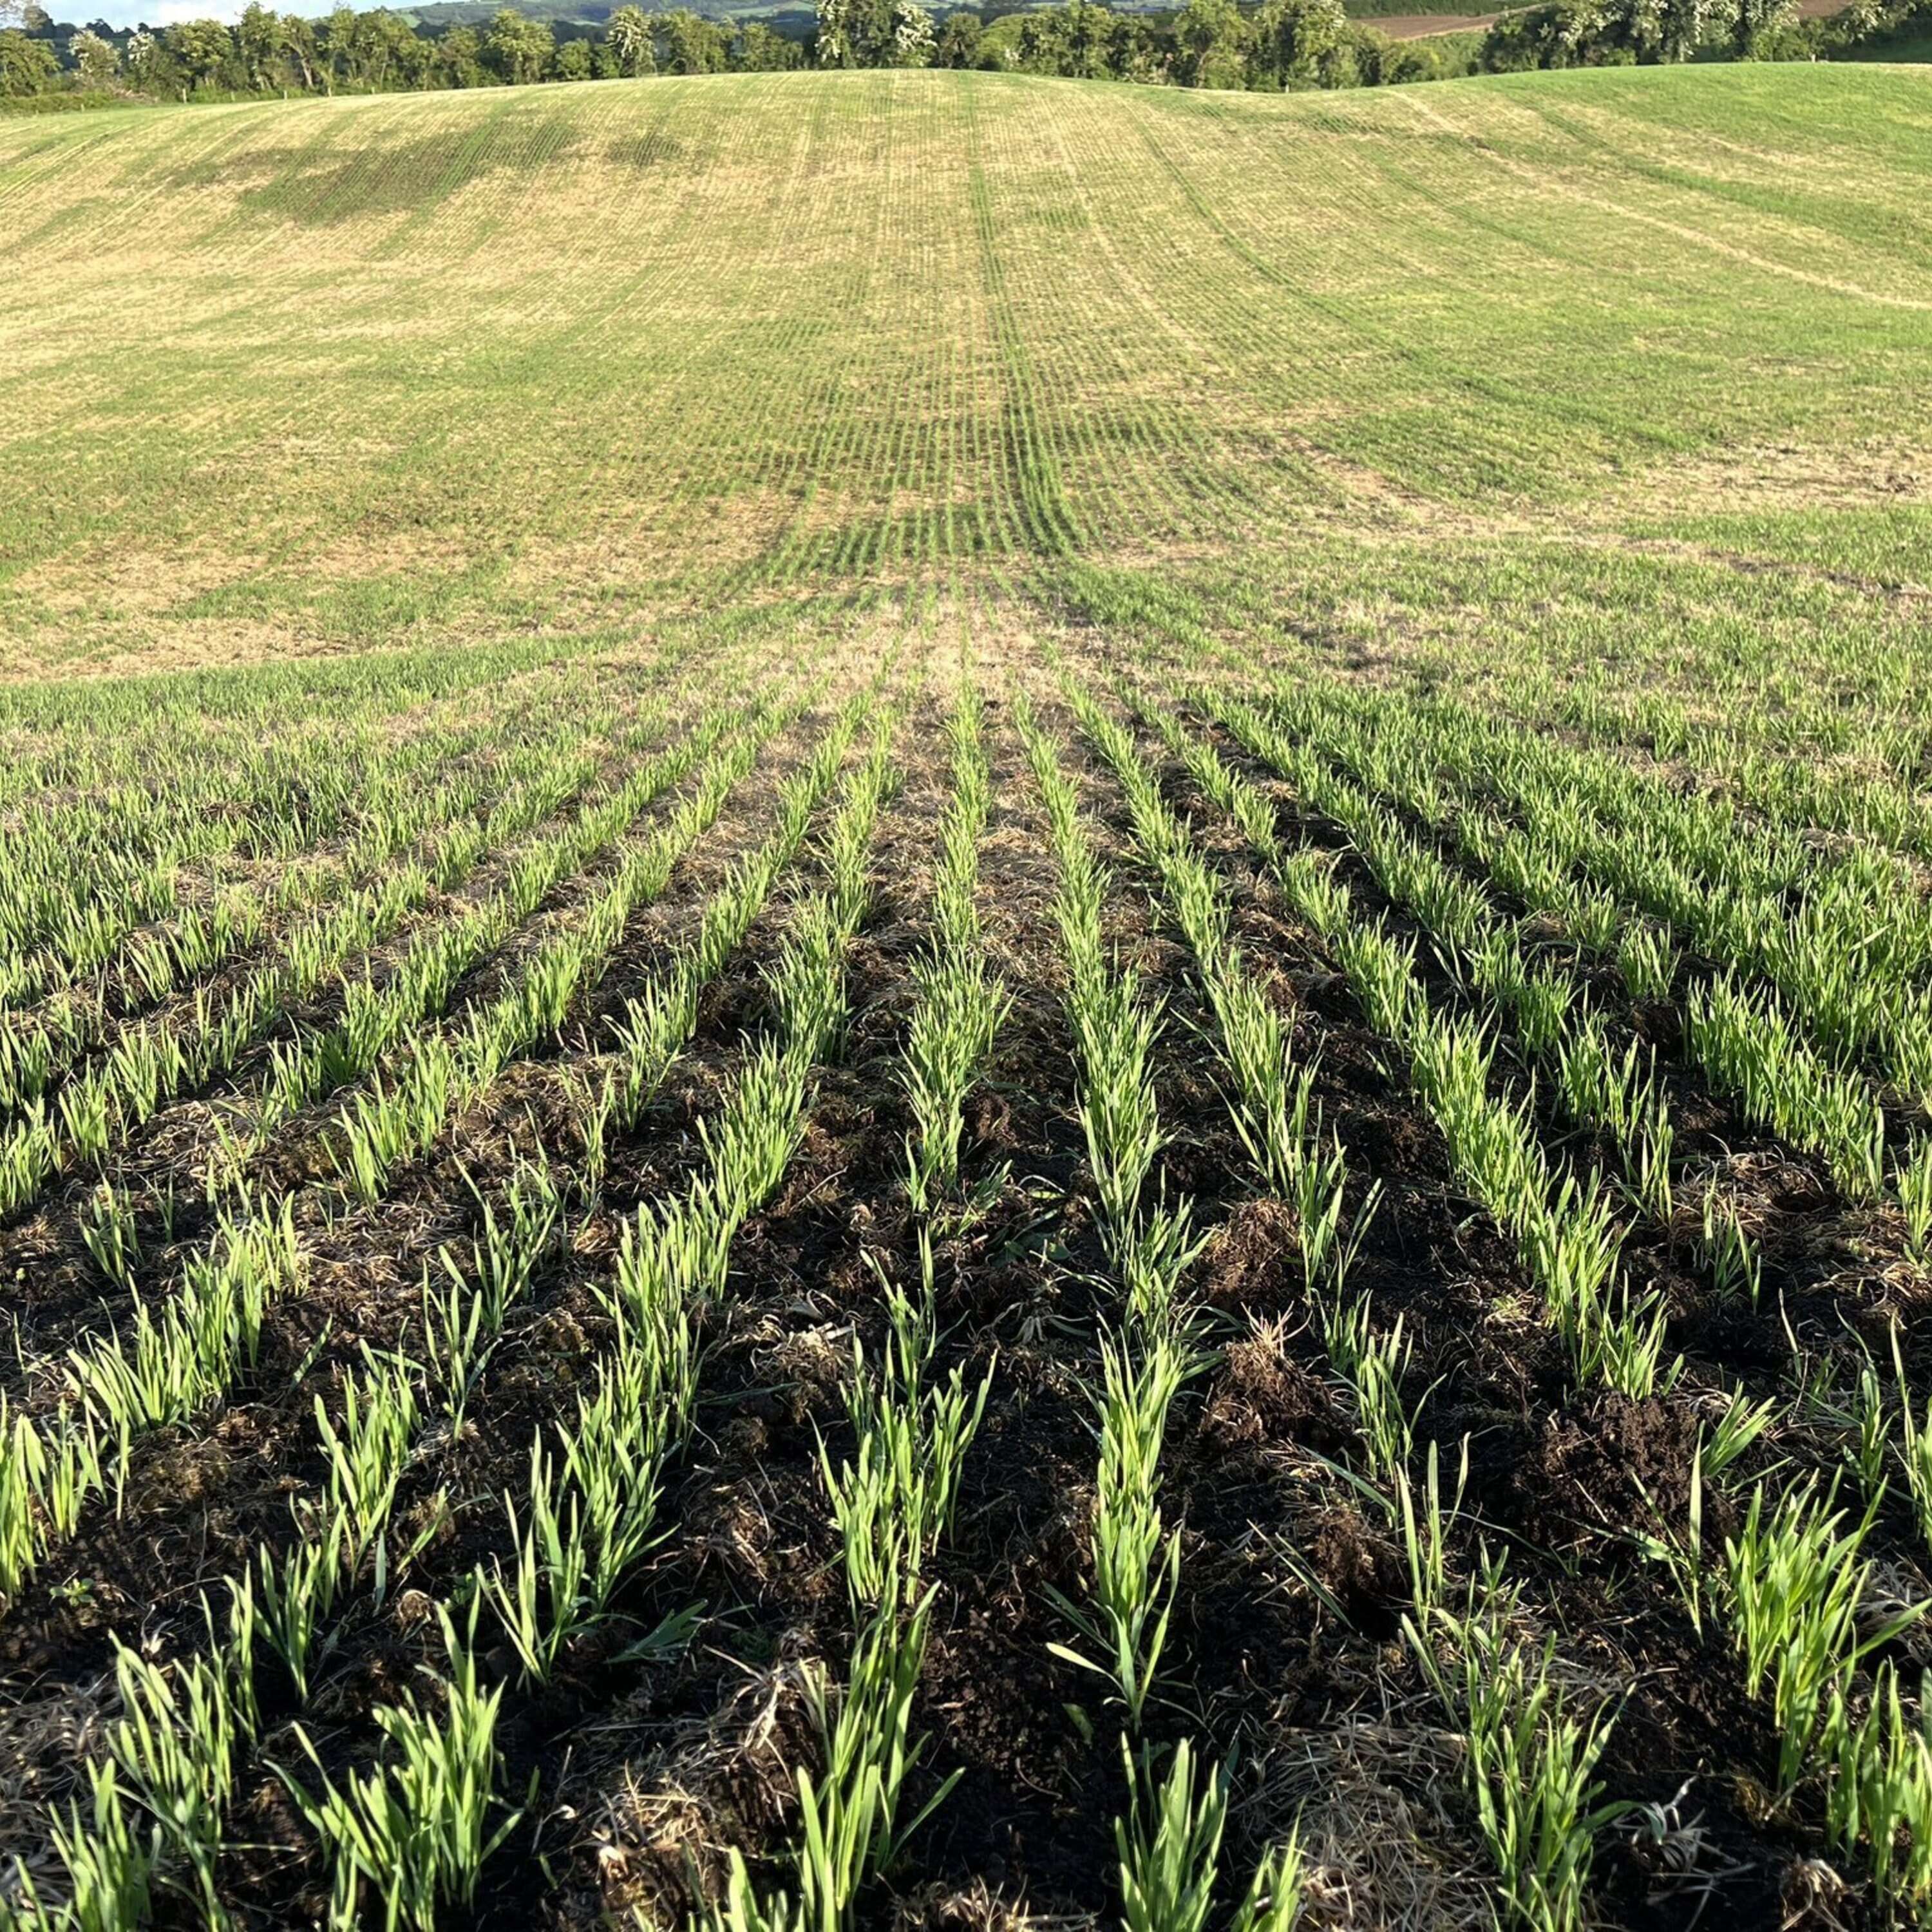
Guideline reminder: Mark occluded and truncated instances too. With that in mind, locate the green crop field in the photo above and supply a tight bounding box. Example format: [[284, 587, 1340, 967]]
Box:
[[5, 64, 1932, 674], [4, 57, 1932, 1932]]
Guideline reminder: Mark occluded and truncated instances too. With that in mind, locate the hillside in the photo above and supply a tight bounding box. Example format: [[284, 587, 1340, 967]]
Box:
[[2, 65, 1929, 678], [8, 63, 1932, 1932]]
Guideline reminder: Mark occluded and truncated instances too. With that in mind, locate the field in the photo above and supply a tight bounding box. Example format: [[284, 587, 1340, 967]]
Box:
[[5, 57, 1932, 1932]]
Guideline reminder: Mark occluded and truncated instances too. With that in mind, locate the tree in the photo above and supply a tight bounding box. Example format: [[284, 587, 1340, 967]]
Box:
[[1253, 0, 1347, 82], [732, 18, 800, 66], [1016, 0, 1132, 76], [0, 25, 55, 90], [70, 24, 121, 81], [1653, 0, 1711, 57], [815, 0, 889, 64], [935, 8, 982, 63], [1732, 0, 1795, 52], [816, 0, 928, 63], [887, 0, 934, 63], [1478, 6, 1542, 63], [1111, 16, 1165, 79], [319, 4, 355, 88], [124, 26, 175, 91], [1477, 0, 1630, 66], [656, 8, 727, 70], [236, 3, 289, 88], [164, 16, 237, 94], [344, 10, 422, 88], [484, 6, 553, 82], [279, 11, 321, 88], [554, 32, 592, 75], [1173, 0, 1249, 84], [436, 24, 486, 83], [605, 3, 655, 73]]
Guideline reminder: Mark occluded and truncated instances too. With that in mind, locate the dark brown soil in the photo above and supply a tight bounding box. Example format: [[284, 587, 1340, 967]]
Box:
[[6, 669, 1931, 1932]]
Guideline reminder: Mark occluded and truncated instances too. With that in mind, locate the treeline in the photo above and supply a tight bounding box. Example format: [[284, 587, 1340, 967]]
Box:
[[1478, 0, 1921, 64], [0, 0, 1923, 107], [0, 2, 802, 99], [1, 0, 1459, 99], [838, 0, 1472, 86]]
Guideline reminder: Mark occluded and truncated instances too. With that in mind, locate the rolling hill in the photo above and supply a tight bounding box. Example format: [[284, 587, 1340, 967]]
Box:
[[2, 64, 1929, 679], [5, 62, 1932, 1932]]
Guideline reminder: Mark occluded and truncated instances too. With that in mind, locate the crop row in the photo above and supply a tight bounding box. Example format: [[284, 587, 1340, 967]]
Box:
[[0, 672, 865, 1611]]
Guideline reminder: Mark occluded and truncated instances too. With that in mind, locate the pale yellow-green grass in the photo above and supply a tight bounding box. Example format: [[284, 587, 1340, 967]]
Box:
[[3, 64, 1931, 679]]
